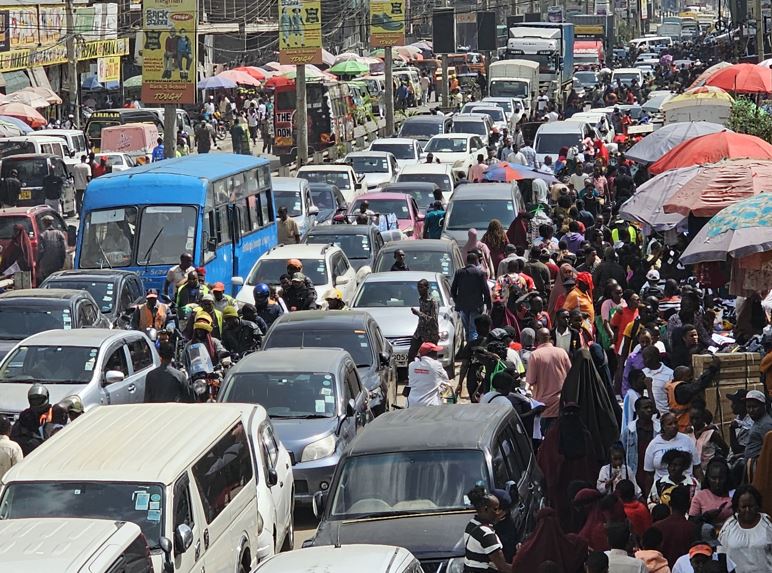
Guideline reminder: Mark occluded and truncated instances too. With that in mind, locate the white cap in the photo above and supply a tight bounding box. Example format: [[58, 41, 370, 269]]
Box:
[[746, 390, 767, 403], [646, 269, 660, 282]]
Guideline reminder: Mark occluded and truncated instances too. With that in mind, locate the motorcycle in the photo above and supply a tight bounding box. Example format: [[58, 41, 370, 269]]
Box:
[[185, 342, 230, 402]]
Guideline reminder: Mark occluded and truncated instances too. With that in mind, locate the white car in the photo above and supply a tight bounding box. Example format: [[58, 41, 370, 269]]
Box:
[[251, 545, 421, 573], [296, 164, 364, 204], [234, 243, 359, 305], [482, 96, 526, 127], [466, 105, 509, 135], [368, 138, 422, 169], [344, 150, 399, 190], [396, 163, 456, 201], [100, 152, 137, 172], [421, 133, 487, 180], [565, 111, 616, 144]]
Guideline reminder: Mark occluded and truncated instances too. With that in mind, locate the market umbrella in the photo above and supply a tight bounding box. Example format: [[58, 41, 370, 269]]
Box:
[[649, 131, 772, 175], [262, 62, 284, 71], [233, 67, 267, 81], [662, 88, 734, 107], [216, 70, 261, 86], [625, 121, 728, 164], [690, 61, 732, 88], [21, 86, 62, 105], [0, 120, 23, 137], [507, 163, 559, 183], [280, 65, 334, 80], [197, 76, 237, 90], [483, 162, 521, 182], [663, 159, 772, 217], [618, 166, 700, 231], [264, 75, 294, 89], [758, 58, 772, 68], [334, 52, 362, 64], [704, 63, 772, 94], [395, 45, 421, 58], [0, 114, 33, 133], [0, 103, 46, 128], [680, 193, 772, 263], [4, 91, 49, 109], [123, 75, 142, 88], [329, 60, 369, 75]]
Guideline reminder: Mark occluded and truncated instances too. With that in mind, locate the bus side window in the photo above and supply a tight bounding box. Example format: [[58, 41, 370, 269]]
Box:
[[247, 195, 260, 231], [258, 190, 273, 227], [215, 207, 230, 245]]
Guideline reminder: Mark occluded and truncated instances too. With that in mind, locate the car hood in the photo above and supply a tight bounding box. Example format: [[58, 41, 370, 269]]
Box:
[[356, 307, 418, 338], [313, 511, 469, 559], [395, 159, 418, 170], [271, 417, 338, 460], [362, 173, 393, 188], [430, 152, 469, 164], [0, 382, 89, 415]]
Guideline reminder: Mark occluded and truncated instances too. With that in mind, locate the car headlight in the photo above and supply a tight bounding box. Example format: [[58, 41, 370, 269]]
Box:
[[439, 330, 449, 342], [301, 434, 337, 462], [447, 557, 465, 573]]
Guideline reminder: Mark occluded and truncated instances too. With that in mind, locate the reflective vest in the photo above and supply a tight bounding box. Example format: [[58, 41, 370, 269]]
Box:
[[611, 225, 637, 245], [665, 380, 691, 432], [138, 303, 167, 330]]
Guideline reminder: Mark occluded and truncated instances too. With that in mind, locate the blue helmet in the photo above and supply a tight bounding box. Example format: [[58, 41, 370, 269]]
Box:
[[253, 283, 270, 299]]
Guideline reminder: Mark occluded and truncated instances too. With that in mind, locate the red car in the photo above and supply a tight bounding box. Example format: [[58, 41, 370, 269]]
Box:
[[344, 192, 425, 239], [0, 206, 75, 285]]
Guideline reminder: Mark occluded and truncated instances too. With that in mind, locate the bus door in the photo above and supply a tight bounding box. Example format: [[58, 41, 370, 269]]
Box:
[[227, 204, 242, 290]]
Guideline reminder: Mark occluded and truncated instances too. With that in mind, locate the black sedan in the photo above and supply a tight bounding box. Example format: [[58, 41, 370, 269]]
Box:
[[261, 310, 397, 414], [309, 183, 348, 224], [304, 224, 384, 271]]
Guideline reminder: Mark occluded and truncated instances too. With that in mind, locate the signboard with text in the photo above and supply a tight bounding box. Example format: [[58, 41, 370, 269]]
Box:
[[370, 0, 405, 47], [0, 37, 127, 73], [98, 56, 121, 83], [279, 0, 322, 65], [0, 11, 8, 52], [141, 0, 197, 105]]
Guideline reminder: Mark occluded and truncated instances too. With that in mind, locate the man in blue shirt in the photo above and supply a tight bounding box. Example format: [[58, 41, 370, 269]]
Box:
[[423, 201, 445, 239], [151, 137, 165, 162]]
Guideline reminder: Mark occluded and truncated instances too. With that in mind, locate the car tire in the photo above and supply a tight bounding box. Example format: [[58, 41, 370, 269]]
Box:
[[281, 502, 295, 552]]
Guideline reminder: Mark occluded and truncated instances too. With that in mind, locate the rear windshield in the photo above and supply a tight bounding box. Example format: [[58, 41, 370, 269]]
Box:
[[0, 141, 35, 158], [0, 303, 69, 339], [0, 216, 32, 240], [2, 158, 48, 188]]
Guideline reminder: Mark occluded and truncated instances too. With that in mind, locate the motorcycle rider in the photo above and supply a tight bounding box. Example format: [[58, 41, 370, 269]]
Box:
[[183, 312, 228, 371], [10, 384, 53, 455], [322, 288, 348, 310], [253, 283, 283, 327], [285, 258, 317, 306], [199, 294, 223, 339], [221, 305, 263, 356], [283, 272, 317, 311], [211, 281, 237, 313], [131, 288, 167, 331]]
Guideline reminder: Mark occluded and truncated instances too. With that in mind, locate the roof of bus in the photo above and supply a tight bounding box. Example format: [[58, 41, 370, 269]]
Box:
[[83, 154, 270, 209]]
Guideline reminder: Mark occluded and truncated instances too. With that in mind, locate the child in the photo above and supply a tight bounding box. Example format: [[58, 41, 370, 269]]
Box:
[[634, 528, 671, 573], [621, 368, 647, 431], [648, 449, 700, 509], [616, 479, 651, 538], [597, 443, 641, 496]]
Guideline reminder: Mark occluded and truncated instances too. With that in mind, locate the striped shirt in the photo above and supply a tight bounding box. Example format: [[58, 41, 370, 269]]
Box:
[[463, 518, 502, 571]]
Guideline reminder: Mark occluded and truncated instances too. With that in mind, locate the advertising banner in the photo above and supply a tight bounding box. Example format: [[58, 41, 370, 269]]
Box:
[[9, 6, 39, 48], [640, 0, 648, 20], [370, 0, 405, 47], [279, 0, 322, 65], [98, 55, 121, 83], [0, 38, 127, 73], [39, 5, 66, 45], [0, 11, 9, 52], [141, 0, 197, 105]]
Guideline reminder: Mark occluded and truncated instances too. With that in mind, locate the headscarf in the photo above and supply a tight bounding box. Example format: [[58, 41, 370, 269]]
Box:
[[511, 508, 588, 572], [576, 271, 594, 299], [0, 224, 35, 277], [575, 490, 626, 551], [548, 263, 576, 318], [752, 431, 772, 516], [462, 228, 493, 276]]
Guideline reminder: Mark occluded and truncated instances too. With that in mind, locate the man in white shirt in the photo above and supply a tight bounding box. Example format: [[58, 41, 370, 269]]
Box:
[[164, 252, 194, 298], [605, 522, 647, 573], [642, 345, 674, 415], [0, 415, 23, 479], [406, 343, 450, 407], [536, 91, 549, 114]]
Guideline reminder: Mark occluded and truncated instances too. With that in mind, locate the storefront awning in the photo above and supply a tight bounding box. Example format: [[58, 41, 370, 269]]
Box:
[[2, 70, 31, 94]]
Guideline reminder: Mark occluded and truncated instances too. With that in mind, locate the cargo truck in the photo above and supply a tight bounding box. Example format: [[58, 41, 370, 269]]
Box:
[[488, 59, 540, 111], [506, 22, 574, 94]]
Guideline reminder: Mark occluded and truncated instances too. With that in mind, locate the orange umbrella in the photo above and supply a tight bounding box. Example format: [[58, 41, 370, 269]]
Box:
[[233, 66, 267, 81], [0, 102, 46, 128], [704, 63, 772, 93], [662, 159, 772, 217], [649, 131, 772, 175], [215, 69, 261, 86]]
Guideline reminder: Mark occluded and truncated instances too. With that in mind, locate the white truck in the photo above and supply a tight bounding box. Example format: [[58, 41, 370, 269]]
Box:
[[506, 27, 561, 89], [488, 59, 540, 113]]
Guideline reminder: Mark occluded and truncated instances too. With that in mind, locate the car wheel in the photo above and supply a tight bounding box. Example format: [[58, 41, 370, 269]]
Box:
[[281, 502, 295, 551]]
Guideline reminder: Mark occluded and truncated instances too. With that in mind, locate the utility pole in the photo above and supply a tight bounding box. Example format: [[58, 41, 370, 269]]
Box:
[[440, 0, 450, 109], [66, 0, 79, 127], [296, 65, 308, 166], [384, 49, 395, 136], [756, 0, 765, 62], [163, 105, 177, 159]]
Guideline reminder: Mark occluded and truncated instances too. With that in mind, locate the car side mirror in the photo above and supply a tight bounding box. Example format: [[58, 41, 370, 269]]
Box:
[[231, 276, 244, 287], [308, 205, 319, 216], [66, 225, 77, 247], [207, 237, 217, 253], [416, 213, 425, 221], [267, 468, 278, 486], [173, 523, 193, 553], [160, 536, 175, 573], [505, 480, 519, 504], [346, 399, 356, 418], [335, 276, 349, 286], [379, 351, 390, 366], [313, 490, 326, 519], [103, 370, 125, 385]]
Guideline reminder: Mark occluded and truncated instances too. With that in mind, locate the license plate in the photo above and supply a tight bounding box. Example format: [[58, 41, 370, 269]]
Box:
[[19, 190, 31, 200], [394, 353, 408, 367]]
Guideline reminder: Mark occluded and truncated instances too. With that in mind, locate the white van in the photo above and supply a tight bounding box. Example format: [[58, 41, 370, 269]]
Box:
[[533, 120, 596, 164], [251, 545, 423, 573], [273, 176, 318, 239], [0, 518, 154, 572], [0, 403, 295, 573], [0, 135, 69, 161], [611, 68, 645, 87], [31, 129, 89, 157], [629, 36, 672, 51]]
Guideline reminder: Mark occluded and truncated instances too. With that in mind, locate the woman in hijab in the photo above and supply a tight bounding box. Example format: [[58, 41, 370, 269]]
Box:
[[537, 403, 601, 523], [0, 224, 35, 284], [589, 343, 623, 427], [574, 489, 627, 550], [560, 348, 621, 463], [462, 228, 494, 277], [547, 263, 576, 319], [481, 219, 509, 271], [511, 507, 588, 573]]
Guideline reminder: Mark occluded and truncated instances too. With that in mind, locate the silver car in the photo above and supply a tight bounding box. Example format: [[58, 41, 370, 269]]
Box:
[[350, 271, 463, 377], [0, 329, 160, 418]]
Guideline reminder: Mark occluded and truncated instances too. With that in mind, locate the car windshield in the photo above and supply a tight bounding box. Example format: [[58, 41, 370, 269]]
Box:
[[0, 482, 164, 548], [306, 233, 371, 260], [105, 155, 129, 168], [375, 251, 454, 278], [86, 120, 118, 141], [43, 280, 115, 313], [351, 199, 410, 219], [534, 132, 581, 154], [574, 72, 598, 86], [353, 281, 440, 307], [451, 120, 486, 137], [274, 190, 303, 217], [221, 371, 337, 418], [329, 450, 488, 518], [469, 108, 505, 122], [310, 188, 337, 211], [484, 100, 513, 113], [136, 206, 198, 266], [370, 143, 415, 160], [395, 188, 436, 213], [2, 158, 47, 188], [447, 199, 515, 230], [349, 156, 389, 174], [300, 171, 352, 190], [264, 329, 373, 367], [0, 141, 36, 158], [247, 258, 327, 286], [613, 73, 639, 85], [396, 173, 451, 193], [489, 80, 528, 98], [0, 303, 69, 339], [0, 346, 100, 383], [399, 121, 441, 138], [0, 216, 32, 240], [424, 137, 469, 153]]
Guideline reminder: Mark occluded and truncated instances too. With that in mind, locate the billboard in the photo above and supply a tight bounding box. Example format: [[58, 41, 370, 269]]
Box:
[[279, 0, 322, 65], [370, 0, 405, 47], [0, 11, 8, 52], [141, 0, 197, 105], [97, 56, 121, 83]]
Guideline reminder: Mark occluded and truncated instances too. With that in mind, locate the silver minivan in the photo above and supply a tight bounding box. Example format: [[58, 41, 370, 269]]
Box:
[[273, 176, 319, 239], [442, 182, 524, 244]]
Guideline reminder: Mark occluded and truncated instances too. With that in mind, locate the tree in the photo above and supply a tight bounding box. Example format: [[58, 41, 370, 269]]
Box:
[[727, 98, 772, 143]]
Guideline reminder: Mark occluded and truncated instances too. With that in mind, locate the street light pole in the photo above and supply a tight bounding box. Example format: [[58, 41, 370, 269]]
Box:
[[66, 0, 79, 127]]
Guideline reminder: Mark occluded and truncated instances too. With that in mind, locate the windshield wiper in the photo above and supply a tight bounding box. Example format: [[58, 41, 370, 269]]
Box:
[[139, 227, 164, 269]]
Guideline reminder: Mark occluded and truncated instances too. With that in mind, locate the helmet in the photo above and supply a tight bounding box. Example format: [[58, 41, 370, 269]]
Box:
[[323, 287, 343, 301], [28, 383, 50, 408], [253, 283, 270, 298], [193, 312, 213, 333]]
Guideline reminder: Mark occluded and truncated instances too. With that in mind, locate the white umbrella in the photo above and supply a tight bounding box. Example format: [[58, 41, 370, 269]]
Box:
[[5, 91, 49, 108]]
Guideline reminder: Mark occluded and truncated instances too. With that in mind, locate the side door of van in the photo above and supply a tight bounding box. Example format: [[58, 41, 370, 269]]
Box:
[[101, 342, 137, 405], [171, 470, 207, 572], [256, 422, 292, 550]]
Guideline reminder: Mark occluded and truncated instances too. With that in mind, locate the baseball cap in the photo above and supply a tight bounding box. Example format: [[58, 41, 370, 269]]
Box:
[[201, 293, 215, 303], [727, 389, 748, 401], [222, 306, 238, 318], [146, 288, 159, 299], [418, 342, 441, 355], [745, 390, 766, 403], [688, 543, 713, 559], [489, 328, 508, 340], [212, 281, 225, 292], [646, 269, 660, 282], [291, 272, 306, 283]]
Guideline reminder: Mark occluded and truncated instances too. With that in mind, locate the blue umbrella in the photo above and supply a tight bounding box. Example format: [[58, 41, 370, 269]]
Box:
[[81, 74, 102, 90], [0, 115, 32, 133], [197, 76, 237, 90]]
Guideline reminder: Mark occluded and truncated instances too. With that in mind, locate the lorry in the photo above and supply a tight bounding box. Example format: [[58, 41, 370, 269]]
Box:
[[488, 59, 540, 111], [573, 40, 604, 69], [506, 22, 574, 94], [658, 18, 683, 40]]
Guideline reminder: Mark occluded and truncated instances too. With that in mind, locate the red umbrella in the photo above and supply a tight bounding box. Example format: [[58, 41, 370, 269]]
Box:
[[704, 63, 772, 93], [233, 66, 268, 81], [662, 159, 772, 217], [0, 102, 46, 128], [264, 75, 294, 89], [649, 131, 772, 175]]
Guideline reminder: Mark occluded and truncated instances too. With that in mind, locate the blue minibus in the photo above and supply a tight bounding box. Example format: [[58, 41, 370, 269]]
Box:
[[75, 154, 276, 293]]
